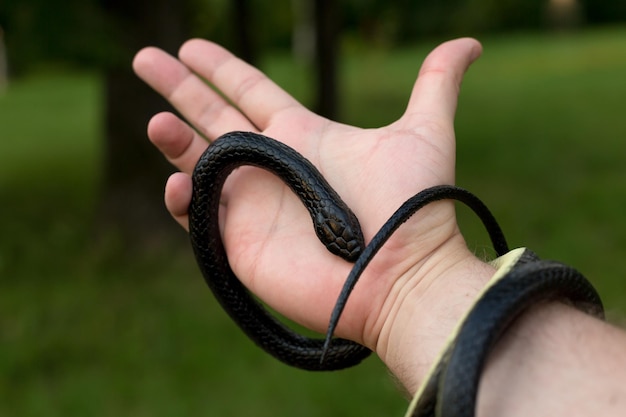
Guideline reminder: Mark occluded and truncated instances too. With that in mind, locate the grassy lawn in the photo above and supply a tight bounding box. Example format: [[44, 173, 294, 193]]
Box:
[[2, 25, 626, 416]]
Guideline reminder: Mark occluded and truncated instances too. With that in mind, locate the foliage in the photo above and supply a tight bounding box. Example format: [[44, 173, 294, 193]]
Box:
[[0, 0, 114, 73], [2, 0, 626, 75], [581, 0, 626, 24]]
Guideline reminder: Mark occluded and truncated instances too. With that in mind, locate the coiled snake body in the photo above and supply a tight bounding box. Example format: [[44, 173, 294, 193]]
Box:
[[189, 131, 604, 417], [189, 131, 371, 370]]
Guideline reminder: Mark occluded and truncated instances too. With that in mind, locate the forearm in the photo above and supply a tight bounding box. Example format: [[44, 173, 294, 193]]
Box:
[[478, 301, 626, 416], [378, 242, 626, 415]]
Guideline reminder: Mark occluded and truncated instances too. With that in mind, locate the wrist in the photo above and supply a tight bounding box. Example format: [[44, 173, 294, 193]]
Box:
[[375, 233, 496, 394]]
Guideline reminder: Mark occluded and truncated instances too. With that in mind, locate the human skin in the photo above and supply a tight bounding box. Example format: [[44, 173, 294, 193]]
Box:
[[133, 38, 626, 415]]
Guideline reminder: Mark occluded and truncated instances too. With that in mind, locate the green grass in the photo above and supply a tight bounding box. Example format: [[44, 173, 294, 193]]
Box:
[[457, 28, 626, 314], [3, 25, 626, 416]]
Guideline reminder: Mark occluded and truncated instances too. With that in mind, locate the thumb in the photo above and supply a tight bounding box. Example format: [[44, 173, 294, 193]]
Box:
[[403, 38, 482, 124]]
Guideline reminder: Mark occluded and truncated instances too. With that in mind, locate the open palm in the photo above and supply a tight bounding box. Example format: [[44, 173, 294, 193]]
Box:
[[133, 38, 482, 352]]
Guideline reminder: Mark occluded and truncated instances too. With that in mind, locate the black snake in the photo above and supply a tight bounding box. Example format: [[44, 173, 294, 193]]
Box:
[[188, 131, 604, 417]]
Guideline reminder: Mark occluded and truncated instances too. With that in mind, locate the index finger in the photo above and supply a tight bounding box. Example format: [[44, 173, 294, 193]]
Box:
[[178, 39, 305, 131], [133, 46, 256, 138]]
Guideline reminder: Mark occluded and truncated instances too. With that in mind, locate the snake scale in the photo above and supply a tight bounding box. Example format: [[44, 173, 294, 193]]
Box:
[[188, 131, 604, 417]]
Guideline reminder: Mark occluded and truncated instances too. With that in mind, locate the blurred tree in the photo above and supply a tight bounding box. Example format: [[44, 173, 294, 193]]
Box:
[[0, 0, 113, 74], [231, 0, 257, 64], [313, 0, 340, 119], [580, 0, 626, 24], [0, 26, 7, 92], [98, 0, 192, 246], [292, 0, 315, 64], [98, 0, 263, 247], [545, 0, 584, 30]]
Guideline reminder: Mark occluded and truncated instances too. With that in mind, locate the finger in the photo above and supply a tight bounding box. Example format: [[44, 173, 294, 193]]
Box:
[[178, 39, 305, 131], [164, 172, 192, 231], [403, 38, 482, 123], [133, 46, 255, 138], [147, 112, 208, 174]]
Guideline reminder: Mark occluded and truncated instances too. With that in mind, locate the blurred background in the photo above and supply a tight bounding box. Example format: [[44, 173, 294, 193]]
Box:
[[1, 0, 626, 416]]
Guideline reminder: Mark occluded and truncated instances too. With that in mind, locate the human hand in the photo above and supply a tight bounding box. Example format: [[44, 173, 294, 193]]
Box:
[[133, 38, 493, 392]]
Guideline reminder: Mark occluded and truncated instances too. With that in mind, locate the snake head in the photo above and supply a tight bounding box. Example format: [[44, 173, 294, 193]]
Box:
[[314, 207, 364, 263]]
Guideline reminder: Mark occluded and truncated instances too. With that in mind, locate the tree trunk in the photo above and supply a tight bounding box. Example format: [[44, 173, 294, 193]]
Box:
[[291, 0, 315, 66], [231, 0, 256, 65], [100, 69, 184, 247], [0, 26, 7, 93], [99, 0, 189, 248], [312, 0, 340, 119]]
